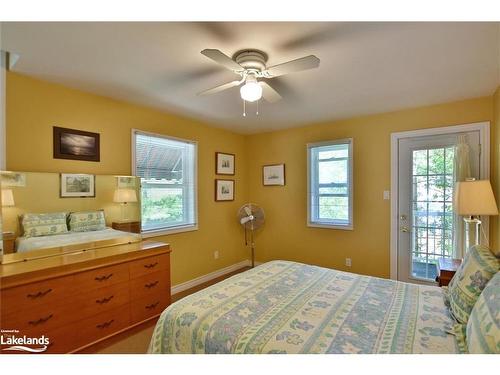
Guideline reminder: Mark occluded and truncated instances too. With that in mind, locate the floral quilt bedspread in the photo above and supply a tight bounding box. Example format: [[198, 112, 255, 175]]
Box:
[[148, 261, 459, 354]]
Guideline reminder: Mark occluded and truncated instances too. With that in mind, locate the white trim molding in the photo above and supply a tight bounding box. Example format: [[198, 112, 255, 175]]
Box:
[[171, 259, 262, 295], [390, 122, 490, 280]]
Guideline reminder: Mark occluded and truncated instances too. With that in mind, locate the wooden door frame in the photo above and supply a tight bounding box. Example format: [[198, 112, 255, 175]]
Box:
[[390, 122, 490, 280]]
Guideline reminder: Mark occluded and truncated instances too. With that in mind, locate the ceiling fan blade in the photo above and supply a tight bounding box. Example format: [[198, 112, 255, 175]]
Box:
[[198, 80, 241, 96], [244, 206, 252, 216], [259, 81, 282, 103], [264, 55, 320, 78], [201, 49, 244, 72]]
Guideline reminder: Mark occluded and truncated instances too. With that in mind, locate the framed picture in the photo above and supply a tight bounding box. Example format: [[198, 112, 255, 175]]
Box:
[[215, 152, 235, 175], [1, 172, 26, 187], [215, 179, 234, 201], [263, 164, 286, 186], [53, 126, 100, 162], [116, 176, 136, 188], [60, 173, 95, 198]]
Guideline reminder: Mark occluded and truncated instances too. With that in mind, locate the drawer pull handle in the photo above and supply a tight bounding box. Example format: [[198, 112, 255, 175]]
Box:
[[96, 319, 114, 329], [28, 314, 53, 326], [144, 262, 158, 269], [145, 281, 159, 289], [95, 273, 113, 282], [27, 288, 53, 299], [96, 295, 114, 304], [145, 301, 159, 310]]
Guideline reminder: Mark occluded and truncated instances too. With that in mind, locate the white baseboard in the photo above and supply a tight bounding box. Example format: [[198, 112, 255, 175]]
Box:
[[171, 259, 253, 295]]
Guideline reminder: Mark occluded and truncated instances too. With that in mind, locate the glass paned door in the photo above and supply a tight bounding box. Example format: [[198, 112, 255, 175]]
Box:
[[411, 147, 455, 281], [397, 130, 480, 285]]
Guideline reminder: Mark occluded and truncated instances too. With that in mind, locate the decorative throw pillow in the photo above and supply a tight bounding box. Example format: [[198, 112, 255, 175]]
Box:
[[448, 245, 499, 324], [21, 212, 69, 238], [69, 210, 106, 232], [466, 271, 500, 353]]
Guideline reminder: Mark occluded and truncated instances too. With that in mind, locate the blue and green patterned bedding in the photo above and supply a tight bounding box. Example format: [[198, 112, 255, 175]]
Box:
[[149, 260, 459, 354]]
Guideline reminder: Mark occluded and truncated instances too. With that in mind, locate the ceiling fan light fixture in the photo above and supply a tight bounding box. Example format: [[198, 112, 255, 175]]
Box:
[[240, 78, 262, 102]]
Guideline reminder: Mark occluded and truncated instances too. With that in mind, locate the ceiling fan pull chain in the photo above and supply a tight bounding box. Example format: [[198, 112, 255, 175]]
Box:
[[243, 99, 246, 117], [256, 100, 259, 116]]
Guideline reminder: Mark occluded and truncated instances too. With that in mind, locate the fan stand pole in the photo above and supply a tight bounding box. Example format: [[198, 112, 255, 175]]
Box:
[[250, 230, 255, 268]]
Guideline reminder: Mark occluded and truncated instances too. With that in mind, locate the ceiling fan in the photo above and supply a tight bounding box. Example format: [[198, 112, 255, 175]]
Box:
[[198, 49, 320, 104]]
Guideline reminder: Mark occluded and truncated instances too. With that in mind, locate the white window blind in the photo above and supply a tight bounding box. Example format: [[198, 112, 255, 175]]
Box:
[[307, 139, 353, 229], [133, 130, 197, 234]]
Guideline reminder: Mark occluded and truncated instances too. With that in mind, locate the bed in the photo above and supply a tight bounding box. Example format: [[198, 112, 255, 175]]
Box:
[[16, 228, 141, 252], [148, 260, 460, 354]]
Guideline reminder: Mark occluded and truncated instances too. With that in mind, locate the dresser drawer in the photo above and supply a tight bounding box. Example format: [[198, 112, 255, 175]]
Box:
[[1, 301, 75, 334], [44, 324, 81, 354], [129, 253, 169, 279], [1, 275, 74, 316], [75, 282, 130, 318], [76, 305, 130, 346], [74, 263, 129, 291], [131, 293, 169, 323], [130, 270, 170, 301]]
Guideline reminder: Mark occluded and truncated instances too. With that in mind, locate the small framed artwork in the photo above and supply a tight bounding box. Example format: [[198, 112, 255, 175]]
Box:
[[263, 164, 286, 186], [60, 173, 96, 198], [215, 152, 235, 175], [116, 176, 136, 188], [53, 126, 100, 162], [215, 179, 234, 201], [1, 172, 26, 187]]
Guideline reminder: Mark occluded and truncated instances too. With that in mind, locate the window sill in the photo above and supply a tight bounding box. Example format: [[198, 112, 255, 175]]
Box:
[[307, 222, 353, 231], [141, 224, 198, 238]]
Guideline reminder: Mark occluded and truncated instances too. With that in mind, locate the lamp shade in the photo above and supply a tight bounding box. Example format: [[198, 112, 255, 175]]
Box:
[[1, 189, 15, 207], [113, 188, 137, 203], [454, 180, 498, 216]]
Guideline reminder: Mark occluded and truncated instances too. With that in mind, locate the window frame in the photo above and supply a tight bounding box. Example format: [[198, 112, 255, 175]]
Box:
[[131, 129, 198, 237], [307, 138, 354, 230]]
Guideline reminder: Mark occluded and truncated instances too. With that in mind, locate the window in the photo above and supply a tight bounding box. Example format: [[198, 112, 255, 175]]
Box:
[[133, 130, 197, 235], [307, 139, 353, 229]]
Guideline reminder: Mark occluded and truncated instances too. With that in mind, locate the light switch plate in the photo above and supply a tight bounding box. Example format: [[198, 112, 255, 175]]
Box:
[[383, 190, 390, 200]]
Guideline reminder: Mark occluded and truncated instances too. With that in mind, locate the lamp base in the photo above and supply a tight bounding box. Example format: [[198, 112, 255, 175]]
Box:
[[463, 216, 481, 253]]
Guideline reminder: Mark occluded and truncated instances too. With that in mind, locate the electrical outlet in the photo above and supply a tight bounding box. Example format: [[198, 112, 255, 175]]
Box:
[[214, 250, 219, 260], [345, 258, 352, 267]]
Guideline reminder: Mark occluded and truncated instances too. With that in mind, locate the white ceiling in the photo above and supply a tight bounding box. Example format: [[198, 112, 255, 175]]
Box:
[[2, 22, 499, 134]]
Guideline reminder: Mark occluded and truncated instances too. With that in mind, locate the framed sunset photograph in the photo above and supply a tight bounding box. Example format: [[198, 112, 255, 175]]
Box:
[[53, 126, 100, 162]]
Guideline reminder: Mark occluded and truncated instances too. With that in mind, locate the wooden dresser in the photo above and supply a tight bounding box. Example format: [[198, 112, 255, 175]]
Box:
[[0, 240, 171, 353]]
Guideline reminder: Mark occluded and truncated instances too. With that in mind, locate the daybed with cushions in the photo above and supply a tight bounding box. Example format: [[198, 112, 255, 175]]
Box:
[[148, 245, 499, 354]]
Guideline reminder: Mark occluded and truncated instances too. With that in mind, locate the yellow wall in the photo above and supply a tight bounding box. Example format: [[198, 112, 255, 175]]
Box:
[[5, 72, 249, 285], [246, 97, 495, 278], [5, 72, 498, 282]]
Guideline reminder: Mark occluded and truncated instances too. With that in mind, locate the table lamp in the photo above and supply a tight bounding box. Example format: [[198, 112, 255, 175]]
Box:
[[113, 188, 137, 222], [454, 179, 498, 252]]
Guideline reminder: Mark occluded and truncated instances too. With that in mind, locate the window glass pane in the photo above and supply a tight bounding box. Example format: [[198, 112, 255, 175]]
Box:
[[413, 149, 428, 175], [141, 184, 184, 230], [319, 185, 348, 195], [428, 148, 445, 175], [318, 148, 348, 160], [319, 160, 347, 184], [319, 196, 348, 221]]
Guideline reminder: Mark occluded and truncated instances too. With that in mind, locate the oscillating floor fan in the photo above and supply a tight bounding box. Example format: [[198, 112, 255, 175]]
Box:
[[238, 203, 265, 268]]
